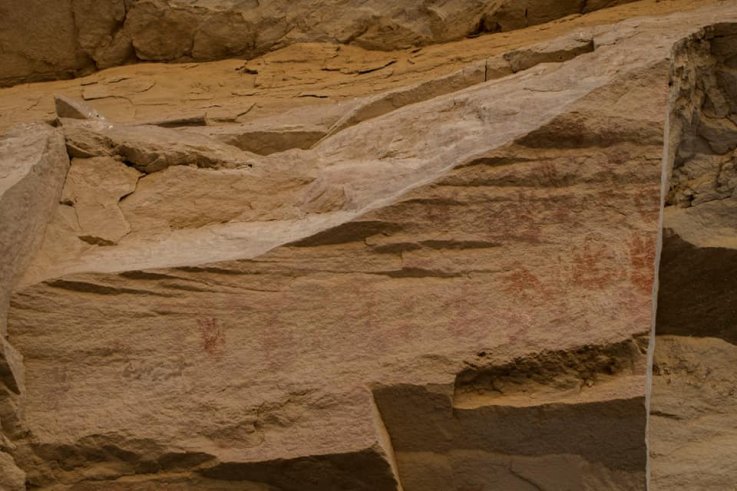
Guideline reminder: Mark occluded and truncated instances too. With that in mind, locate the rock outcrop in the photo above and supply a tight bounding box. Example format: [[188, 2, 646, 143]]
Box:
[[649, 21, 737, 490], [0, 0, 736, 489], [650, 336, 737, 490], [0, 124, 70, 490], [0, 0, 661, 87]]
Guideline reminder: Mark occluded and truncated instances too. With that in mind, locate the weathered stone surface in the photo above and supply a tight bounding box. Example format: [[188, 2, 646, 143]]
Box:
[[61, 119, 258, 173], [0, 0, 85, 86], [0, 124, 69, 491], [1, 1, 736, 489], [480, 0, 635, 32], [650, 336, 737, 490], [0, 339, 24, 395], [656, 230, 737, 343], [54, 95, 106, 121], [0, 0, 672, 87], [0, 450, 26, 491], [61, 157, 140, 245], [0, 124, 69, 336], [3, 8, 699, 489], [649, 22, 737, 489], [0, 1, 722, 133], [377, 340, 649, 490]]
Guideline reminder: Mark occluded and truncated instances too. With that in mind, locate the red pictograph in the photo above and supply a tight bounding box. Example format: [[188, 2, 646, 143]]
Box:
[[197, 317, 226, 356]]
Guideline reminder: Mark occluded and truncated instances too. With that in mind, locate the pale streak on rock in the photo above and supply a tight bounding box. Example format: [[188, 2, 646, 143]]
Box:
[[54, 94, 106, 121]]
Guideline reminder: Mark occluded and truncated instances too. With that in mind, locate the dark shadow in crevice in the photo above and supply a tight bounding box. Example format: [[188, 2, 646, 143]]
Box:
[[655, 231, 737, 345]]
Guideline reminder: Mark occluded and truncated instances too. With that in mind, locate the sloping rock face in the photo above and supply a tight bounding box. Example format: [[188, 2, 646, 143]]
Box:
[[0, 1, 736, 490], [0, 125, 70, 490], [650, 22, 737, 490]]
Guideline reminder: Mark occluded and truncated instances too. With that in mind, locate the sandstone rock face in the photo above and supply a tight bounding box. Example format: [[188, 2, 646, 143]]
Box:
[[0, 124, 70, 490], [0, 124, 69, 352], [0, 0, 644, 86], [650, 336, 737, 490], [0, 1, 736, 489], [649, 21, 737, 490]]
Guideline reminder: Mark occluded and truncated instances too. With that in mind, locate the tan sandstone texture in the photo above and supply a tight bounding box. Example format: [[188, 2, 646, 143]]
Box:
[[649, 21, 737, 490], [0, 0, 645, 87], [0, 0, 736, 489], [0, 124, 70, 489]]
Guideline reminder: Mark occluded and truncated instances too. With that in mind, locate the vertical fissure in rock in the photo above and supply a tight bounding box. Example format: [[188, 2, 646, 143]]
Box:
[[649, 22, 737, 489]]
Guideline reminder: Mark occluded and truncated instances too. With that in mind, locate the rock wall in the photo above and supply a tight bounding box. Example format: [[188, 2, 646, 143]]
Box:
[[650, 22, 737, 490], [0, 0, 638, 87], [0, 125, 70, 490], [0, 0, 735, 489]]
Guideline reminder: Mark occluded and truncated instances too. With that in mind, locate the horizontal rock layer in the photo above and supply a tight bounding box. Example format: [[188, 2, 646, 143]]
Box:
[[0, 0, 643, 87]]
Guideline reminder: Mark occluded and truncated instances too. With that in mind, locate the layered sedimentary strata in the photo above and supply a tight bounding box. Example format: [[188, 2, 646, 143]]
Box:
[[650, 22, 737, 490], [0, 1, 736, 489], [0, 125, 70, 490], [0, 0, 643, 86], [650, 337, 737, 490]]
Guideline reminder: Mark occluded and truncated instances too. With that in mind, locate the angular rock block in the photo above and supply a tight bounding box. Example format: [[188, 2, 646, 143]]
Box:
[[0, 122, 68, 491], [0, 124, 69, 374], [650, 23, 737, 489]]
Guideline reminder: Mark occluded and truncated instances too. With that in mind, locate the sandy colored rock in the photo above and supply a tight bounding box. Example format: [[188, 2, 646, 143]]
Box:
[[0, 451, 26, 491], [649, 21, 737, 489], [655, 24, 737, 342], [0, 1, 736, 489], [61, 118, 258, 173], [0, 123, 69, 491], [0, 1, 723, 133], [0, 0, 85, 86], [0, 0, 648, 87], [0, 124, 69, 337], [6, 7, 703, 488], [650, 336, 737, 490], [61, 157, 140, 245], [54, 95, 106, 121]]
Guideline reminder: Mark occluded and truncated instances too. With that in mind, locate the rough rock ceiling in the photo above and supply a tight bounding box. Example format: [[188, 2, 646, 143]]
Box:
[[0, 0, 736, 490]]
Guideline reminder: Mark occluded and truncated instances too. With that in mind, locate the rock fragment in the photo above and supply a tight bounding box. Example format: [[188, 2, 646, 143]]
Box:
[[54, 94, 106, 121]]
